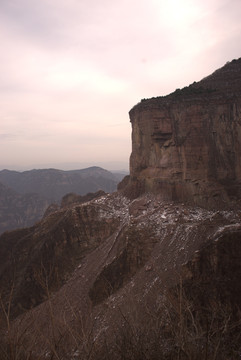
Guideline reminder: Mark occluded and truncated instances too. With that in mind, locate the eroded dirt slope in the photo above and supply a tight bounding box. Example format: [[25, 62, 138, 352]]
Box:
[[2, 192, 240, 359]]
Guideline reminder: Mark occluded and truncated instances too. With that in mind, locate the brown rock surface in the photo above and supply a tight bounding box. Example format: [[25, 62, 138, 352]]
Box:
[[124, 58, 241, 207]]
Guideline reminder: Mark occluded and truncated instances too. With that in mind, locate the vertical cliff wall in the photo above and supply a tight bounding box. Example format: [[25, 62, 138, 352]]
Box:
[[125, 59, 241, 207]]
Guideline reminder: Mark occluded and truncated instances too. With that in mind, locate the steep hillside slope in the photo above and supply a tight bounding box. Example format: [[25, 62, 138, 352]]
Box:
[[1, 192, 240, 359], [0, 193, 125, 318]]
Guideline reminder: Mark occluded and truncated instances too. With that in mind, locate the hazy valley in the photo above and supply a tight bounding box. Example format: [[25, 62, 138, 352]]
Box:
[[0, 167, 126, 235]]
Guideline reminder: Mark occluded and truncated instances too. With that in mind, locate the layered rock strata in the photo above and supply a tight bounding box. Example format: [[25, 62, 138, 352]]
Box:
[[124, 59, 241, 207]]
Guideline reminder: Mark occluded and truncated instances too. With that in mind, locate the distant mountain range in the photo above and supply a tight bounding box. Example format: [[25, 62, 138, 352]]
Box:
[[0, 166, 127, 234]]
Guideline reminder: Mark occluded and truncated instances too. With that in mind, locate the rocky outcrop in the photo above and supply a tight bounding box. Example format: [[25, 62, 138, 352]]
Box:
[[43, 190, 106, 217], [124, 59, 241, 207], [60, 190, 106, 208]]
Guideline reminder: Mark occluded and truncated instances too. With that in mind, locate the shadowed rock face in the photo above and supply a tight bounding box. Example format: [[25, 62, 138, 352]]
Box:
[[125, 59, 241, 207], [182, 226, 241, 311], [0, 194, 123, 318]]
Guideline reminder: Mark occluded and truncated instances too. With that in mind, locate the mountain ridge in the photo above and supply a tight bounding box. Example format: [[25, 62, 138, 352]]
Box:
[[0, 166, 124, 200], [0, 166, 126, 235]]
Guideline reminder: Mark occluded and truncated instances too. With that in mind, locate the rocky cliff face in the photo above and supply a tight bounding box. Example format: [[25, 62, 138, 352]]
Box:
[[1, 59, 241, 359], [124, 59, 241, 207]]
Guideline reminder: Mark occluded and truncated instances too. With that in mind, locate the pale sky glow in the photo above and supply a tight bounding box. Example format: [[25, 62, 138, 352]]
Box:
[[0, 0, 241, 170]]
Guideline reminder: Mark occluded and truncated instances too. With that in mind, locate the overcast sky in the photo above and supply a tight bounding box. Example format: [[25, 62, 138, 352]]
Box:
[[0, 0, 241, 171]]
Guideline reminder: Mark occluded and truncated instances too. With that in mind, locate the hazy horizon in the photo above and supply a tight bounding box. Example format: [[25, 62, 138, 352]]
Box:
[[0, 160, 129, 172], [1, 0, 241, 170], [0, 161, 129, 172]]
